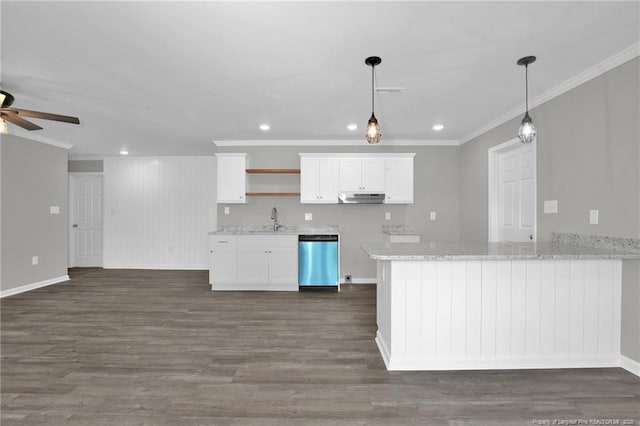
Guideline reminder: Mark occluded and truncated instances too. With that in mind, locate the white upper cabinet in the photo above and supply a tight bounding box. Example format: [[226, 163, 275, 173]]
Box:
[[384, 156, 414, 204], [300, 156, 338, 204], [215, 153, 246, 203], [338, 157, 384, 192]]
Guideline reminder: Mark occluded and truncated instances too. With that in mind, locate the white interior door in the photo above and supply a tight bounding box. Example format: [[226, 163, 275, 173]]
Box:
[[498, 143, 535, 242], [488, 138, 536, 242], [71, 175, 103, 267]]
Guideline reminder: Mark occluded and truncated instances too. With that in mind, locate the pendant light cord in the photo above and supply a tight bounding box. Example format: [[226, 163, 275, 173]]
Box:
[[371, 65, 375, 114], [525, 64, 529, 113]]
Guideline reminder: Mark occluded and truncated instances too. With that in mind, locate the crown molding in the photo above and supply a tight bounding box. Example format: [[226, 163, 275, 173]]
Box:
[[460, 42, 640, 144], [213, 139, 460, 147], [4, 130, 74, 150]]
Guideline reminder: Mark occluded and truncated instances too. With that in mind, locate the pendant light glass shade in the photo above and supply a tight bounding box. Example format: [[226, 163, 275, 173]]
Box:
[[517, 56, 537, 144], [518, 112, 536, 144], [366, 113, 381, 144], [365, 56, 382, 144]]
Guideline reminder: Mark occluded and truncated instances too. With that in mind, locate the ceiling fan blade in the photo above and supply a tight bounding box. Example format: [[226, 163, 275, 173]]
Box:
[[1, 111, 43, 131], [6, 108, 80, 124]]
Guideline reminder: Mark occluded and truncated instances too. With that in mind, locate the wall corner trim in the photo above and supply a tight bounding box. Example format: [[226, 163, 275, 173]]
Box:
[[620, 354, 640, 378], [0, 275, 70, 298]]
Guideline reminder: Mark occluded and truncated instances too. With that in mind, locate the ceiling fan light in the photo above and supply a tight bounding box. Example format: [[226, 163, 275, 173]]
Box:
[[366, 114, 381, 144], [518, 112, 536, 144], [0, 118, 7, 134]]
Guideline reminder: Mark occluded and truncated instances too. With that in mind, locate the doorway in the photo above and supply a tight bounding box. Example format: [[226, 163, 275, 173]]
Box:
[[488, 138, 536, 242], [69, 174, 104, 267]]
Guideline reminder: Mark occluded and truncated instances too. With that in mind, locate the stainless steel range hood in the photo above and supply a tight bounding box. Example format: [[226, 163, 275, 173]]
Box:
[[338, 192, 386, 204]]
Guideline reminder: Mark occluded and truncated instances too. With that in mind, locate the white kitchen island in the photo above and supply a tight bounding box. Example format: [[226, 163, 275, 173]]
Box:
[[360, 241, 639, 372]]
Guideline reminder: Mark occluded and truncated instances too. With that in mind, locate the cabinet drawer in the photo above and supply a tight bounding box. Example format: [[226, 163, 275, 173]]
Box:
[[210, 235, 237, 247], [238, 234, 297, 247]]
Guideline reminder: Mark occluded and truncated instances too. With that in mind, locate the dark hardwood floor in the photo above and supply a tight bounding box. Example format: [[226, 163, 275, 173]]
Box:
[[2, 268, 639, 425]]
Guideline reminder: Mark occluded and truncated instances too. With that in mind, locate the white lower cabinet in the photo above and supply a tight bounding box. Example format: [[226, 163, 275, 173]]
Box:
[[210, 234, 298, 291], [209, 235, 237, 286], [266, 246, 299, 285]]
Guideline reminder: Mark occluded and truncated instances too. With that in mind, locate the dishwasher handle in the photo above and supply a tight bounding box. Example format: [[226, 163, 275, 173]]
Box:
[[298, 234, 338, 242]]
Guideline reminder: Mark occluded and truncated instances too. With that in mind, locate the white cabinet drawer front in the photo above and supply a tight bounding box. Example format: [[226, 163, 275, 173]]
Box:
[[210, 235, 237, 247], [238, 234, 297, 247]]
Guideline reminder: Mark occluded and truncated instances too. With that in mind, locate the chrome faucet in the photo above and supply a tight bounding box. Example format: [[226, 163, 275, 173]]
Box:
[[271, 207, 282, 231]]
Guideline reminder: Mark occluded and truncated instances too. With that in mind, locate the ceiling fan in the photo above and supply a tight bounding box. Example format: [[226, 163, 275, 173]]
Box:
[[0, 90, 80, 133]]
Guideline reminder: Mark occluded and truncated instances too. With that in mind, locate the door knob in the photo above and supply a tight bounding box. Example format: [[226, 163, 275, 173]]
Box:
[[72, 224, 78, 228]]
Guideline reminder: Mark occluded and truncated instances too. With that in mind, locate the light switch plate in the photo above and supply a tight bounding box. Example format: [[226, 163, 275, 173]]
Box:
[[589, 209, 599, 224], [305, 213, 312, 221], [430, 211, 436, 220], [224, 206, 230, 215], [50, 206, 60, 214], [544, 200, 558, 214], [32, 256, 38, 265], [385, 212, 391, 220]]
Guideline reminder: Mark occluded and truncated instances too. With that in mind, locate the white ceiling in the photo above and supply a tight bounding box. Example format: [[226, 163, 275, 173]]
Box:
[[1, 1, 639, 156]]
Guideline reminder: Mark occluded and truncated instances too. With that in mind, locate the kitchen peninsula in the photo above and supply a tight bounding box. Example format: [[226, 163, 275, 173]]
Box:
[[361, 239, 639, 372]]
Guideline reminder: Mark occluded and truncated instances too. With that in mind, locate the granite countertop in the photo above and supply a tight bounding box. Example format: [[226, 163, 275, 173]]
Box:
[[210, 224, 339, 235], [360, 241, 640, 261]]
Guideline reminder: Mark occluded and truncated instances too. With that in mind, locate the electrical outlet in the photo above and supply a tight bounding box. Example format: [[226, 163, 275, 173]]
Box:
[[305, 213, 313, 221], [224, 206, 230, 215], [589, 209, 599, 225], [544, 200, 558, 214], [345, 274, 352, 283], [430, 211, 436, 220], [50, 206, 60, 214], [32, 256, 39, 265], [385, 212, 391, 220]]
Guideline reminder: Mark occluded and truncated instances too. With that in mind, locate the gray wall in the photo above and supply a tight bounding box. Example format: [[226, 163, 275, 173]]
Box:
[[215, 145, 461, 279], [460, 57, 640, 363], [1, 134, 69, 292]]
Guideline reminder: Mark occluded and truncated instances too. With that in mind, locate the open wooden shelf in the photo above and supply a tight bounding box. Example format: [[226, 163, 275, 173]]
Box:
[[245, 192, 301, 197], [245, 168, 300, 174]]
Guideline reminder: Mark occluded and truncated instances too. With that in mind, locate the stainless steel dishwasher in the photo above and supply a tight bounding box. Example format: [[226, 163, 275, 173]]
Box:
[[298, 234, 339, 289]]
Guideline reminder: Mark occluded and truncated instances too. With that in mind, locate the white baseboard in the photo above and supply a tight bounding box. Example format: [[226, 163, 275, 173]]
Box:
[[0, 275, 70, 298], [341, 277, 377, 284], [102, 266, 207, 270], [375, 332, 392, 369], [620, 354, 640, 377], [382, 354, 622, 372]]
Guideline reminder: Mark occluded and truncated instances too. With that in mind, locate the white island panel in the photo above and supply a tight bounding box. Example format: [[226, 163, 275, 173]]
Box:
[[375, 258, 622, 371]]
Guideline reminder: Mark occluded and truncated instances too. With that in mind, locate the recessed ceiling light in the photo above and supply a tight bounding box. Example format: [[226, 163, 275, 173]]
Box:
[[432, 124, 444, 131], [120, 150, 129, 155], [259, 124, 270, 131], [347, 124, 358, 131]]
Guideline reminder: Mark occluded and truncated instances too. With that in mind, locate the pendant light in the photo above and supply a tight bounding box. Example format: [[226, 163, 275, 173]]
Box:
[[365, 56, 382, 144], [517, 55, 537, 144]]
